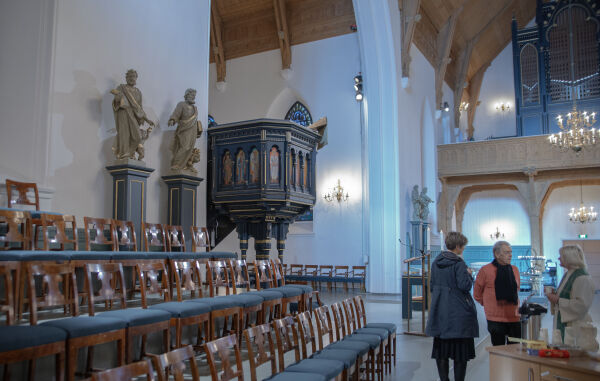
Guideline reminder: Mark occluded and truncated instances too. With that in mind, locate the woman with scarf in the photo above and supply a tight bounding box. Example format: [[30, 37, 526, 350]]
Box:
[[545, 245, 598, 350], [426, 232, 478, 381], [474, 240, 520, 346]]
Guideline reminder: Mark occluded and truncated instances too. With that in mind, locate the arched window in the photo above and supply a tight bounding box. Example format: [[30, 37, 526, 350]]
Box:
[[208, 114, 217, 127], [520, 44, 539, 104], [548, 6, 600, 101], [285, 101, 313, 127]]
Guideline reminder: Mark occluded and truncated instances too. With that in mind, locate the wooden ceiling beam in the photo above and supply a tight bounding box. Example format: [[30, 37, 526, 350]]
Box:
[[466, 62, 489, 140], [399, 0, 422, 79], [273, 0, 291, 69], [435, 5, 463, 108], [211, 0, 226, 82]]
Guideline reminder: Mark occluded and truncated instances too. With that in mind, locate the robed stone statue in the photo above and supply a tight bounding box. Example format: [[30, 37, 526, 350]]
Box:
[[111, 69, 155, 160], [411, 185, 434, 221], [168, 88, 203, 173]]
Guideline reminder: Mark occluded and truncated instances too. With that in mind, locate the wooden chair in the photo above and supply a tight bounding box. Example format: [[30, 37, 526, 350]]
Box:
[[203, 334, 244, 381], [353, 296, 396, 374], [5, 179, 39, 210], [39, 213, 78, 251], [207, 260, 231, 297], [334, 266, 350, 291], [243, 324, 277, 381], [271, 258, 285, 287], [83, 217, 117, 251], [165, 225, 186, 252], [296, 311, 357, 380], [351, 266, 366, 292], [113, 219, 137, 251], [272, 316, 344, 380], [30, 263, 127, 381], [289, 264, 304, 276], [138, 262, 209, 350], [273, 259, 319, 314], [320, 265, 334, 291], [151, 345, 200, 381], [170, 259, 203, 301], [255, 260, 302, 316], [85, 263, 170, 364], [228, 259, 251, 294], [141, 223, 167, 252], [0, 262, 66, 381], [0, 209, 32, 250], [305, 265, 319, 289], [190, 226, 210, 252], [89, 359, 155, 381]]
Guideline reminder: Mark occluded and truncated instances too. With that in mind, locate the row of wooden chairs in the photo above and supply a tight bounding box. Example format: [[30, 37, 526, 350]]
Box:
[[0, 209, 211, 252], [285, 264, 367, 292]]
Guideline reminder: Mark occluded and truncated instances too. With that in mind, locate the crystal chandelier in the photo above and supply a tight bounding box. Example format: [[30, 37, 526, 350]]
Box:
[[548, 108, 598, 153], [323, 179, 349, 202], [489, 227, 505, 241], [568, 181, 597, 224]]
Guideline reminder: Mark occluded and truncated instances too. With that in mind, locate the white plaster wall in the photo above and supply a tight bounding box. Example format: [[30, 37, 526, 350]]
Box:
[[210, 34, 364, 266], [462, 189, 531, 246], [0, 0, 55, 184], [473, 43, 517, 140], [46, 0, 210, 223], [542, 185, 600, 279]]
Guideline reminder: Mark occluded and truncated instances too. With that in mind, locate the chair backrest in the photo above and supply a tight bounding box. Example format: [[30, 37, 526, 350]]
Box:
[[206, 260, 230, 297], [151, 345, 199, 381], [353, 295, 368, 328], [0, 262, 18, 325], [228, 259, 250, 294], [272, 316, 300, 372], [0, 209, 32, 250], [91, 359, 155, 381], [83, 216, 117, 251], [270, 259, 285, 286], [305, 265, 319, 276], [85, 263, 127, 315], [203, 334, 244, 381], [170, 259, 203, 301], [137, 261, 171, 307], [334, 265, 349, 277], [113, 219, 137, 251], [290, 264, 304, 275], [313, 305, 335, 350], [27, 263, 79, 325], [254, 260, 274, 290], [295, 311, 318, 359], [41, 213, 78, 251], [165, 225, 186, 252], [352, 265, 366, 278], [320, 265, 333, 276], [191, 226, 210, 252], [330, 302, 349, 341], [142, 222, 167, 251], [342, 298, 358, 332], [243, 323, 277, 381], [5, 179, 39, 210]]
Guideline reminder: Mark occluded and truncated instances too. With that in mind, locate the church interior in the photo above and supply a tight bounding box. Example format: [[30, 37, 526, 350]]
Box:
[[0, 0, 599, 380]]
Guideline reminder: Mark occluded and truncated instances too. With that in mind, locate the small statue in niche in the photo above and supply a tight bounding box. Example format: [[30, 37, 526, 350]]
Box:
[[168, 88, 203, 172], [111, 69, 155, 160], [412, 185, 434, 221]]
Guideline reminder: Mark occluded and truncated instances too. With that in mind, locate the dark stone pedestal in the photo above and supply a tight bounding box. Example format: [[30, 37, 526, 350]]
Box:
[[106, 163, 154, 250], [162, 173, 203, 250], [410, 220, 430, 258]]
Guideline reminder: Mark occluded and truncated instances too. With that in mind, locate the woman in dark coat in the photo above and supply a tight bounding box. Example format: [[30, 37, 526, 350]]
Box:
[[425, 231, 479, 381]]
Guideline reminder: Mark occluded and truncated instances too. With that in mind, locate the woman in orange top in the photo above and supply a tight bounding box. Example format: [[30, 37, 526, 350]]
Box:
[[473, 241, 520, 346]]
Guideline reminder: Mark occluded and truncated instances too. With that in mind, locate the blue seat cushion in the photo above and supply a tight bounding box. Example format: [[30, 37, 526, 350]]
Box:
[[272, 287, 302, 298], [283, 284, 313, 294], [230, 294, 263, 308], [264, 372, 326, 381], [289, 300, 319, 313], [70, 251, 112, 260], [149, 301, 211, 318], [326, 340, 370, 356], [184, 296, 239, 311], [248, 290, 283, 301], [285, 358, 344, 379], [0, 250, 72, 261], [311, 348, 358, 368], [354, 327, 389, 339], [343, 333, 381, 349], [97, 308, 171, 327], [207, 251, 237, 259], [0, 325, 67, 352], [365, 322, 397, 334], [41, 316, 127, 338], [167, 252, 196, 260]]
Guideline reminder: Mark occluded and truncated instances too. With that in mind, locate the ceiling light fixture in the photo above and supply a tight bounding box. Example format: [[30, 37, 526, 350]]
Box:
[[354, 74, 363, 102], [569, 180, 597, 224]]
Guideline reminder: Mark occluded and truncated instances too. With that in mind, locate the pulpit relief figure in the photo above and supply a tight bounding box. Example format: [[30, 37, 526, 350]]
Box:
[[111, 69, 155, 160], [168, 88, 203, 173]]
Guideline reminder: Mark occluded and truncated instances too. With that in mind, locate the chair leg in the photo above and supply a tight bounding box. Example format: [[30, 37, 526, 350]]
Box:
[[27, 359, 35, 381], [163, 328, 170, 356], [175, 320, 182, 349], [117, 336, 126, 366], [56, 351, 65, 381], [3, 363, 10, 381], [67, 344, 78, 381], [86, 345, 95, 375]]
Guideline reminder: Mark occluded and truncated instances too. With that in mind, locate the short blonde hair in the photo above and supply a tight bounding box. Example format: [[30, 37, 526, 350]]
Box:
[[559, 245, 587, 270]]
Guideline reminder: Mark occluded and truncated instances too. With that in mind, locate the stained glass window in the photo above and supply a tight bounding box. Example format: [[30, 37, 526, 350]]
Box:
[[208, 114, 217, 127], [285, 102, 313, 127]]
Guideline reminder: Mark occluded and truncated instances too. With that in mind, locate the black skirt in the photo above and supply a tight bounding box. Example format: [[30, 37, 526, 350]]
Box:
[[431, 337, 475, 361]]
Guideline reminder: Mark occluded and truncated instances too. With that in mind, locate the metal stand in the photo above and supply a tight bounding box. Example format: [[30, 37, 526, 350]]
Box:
[[403, 252, 430, 336]]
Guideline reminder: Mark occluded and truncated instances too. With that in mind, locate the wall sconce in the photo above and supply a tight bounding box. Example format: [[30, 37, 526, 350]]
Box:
[[442, 102, 450, 112], [489, 226, 505, 241], [495, 102, 510, 112], [324, 179, 349, 202], [354, 74, 363, 101], [459, 102, 469, 111]]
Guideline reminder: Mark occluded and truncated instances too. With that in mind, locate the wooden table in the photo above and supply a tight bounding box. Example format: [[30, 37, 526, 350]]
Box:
[[488, 344, 600, 381]]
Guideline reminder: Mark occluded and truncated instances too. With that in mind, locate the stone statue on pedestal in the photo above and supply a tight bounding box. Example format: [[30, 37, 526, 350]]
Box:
[[111, 69, 155, 161], [168, 88, 203, 173], [412, 185, 434, 221]]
